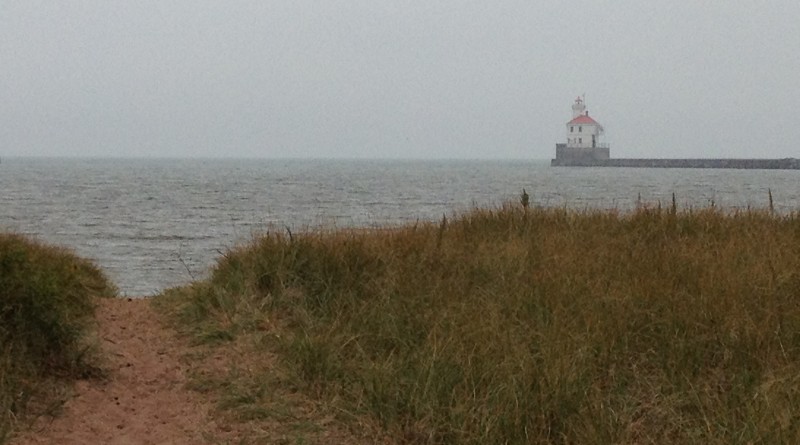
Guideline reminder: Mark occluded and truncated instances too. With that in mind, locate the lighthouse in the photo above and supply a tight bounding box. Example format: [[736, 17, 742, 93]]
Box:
[[551, 96, 800, 169], [552, 96, 610, 165], [566, 96, 604, 149]]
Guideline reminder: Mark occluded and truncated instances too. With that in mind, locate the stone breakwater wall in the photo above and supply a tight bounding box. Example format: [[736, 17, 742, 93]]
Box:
[[551, 158, 800, 170]]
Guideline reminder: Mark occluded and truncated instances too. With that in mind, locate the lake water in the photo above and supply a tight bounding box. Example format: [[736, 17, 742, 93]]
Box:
[[2, 157, 799, 296]]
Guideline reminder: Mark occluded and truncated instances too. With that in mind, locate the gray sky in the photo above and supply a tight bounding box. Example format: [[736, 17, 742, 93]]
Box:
[[2, 1, 799, 159]]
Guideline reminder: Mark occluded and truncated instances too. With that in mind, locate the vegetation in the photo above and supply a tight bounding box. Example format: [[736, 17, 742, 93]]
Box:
[[0, 234, 116, 443], [157, 202, 800, 444]]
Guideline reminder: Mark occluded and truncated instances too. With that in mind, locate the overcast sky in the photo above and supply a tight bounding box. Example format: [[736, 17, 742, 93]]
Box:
[[2, 1, 798, 159]]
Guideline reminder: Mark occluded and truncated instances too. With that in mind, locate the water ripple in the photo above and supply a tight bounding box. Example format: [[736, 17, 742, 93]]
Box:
[[2, 158, 798, 295]]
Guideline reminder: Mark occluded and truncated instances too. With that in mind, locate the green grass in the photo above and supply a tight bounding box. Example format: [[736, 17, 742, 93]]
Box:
[[156, 203, 800, 444], [0, 233, 116, 443]]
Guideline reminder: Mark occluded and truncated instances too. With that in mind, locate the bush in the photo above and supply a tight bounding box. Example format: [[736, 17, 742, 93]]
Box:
[[0, 233, 116, 442], [158, 205, 800, 444]]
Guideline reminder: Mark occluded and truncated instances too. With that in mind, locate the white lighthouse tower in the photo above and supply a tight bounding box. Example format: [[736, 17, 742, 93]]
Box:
[[552, 96, 609, 165], [566, 96, 604, 149], [572, 96, 586, 119]]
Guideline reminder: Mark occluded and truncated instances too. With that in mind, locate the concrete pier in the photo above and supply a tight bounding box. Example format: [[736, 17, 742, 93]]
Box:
[[550, 157, 800, 169], [551, 98, 799, 170]]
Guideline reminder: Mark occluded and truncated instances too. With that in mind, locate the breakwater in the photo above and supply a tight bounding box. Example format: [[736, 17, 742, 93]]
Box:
[[551, 157, 800, 169]]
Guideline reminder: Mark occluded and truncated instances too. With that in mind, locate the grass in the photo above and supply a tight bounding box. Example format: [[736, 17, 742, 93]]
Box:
[[0, 233, 116, 443], [156, 202, 800, 444]]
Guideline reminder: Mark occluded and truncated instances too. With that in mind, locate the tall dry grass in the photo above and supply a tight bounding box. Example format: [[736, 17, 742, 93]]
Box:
[[159, 203, 800, 444], [0, 234, 116, 443]]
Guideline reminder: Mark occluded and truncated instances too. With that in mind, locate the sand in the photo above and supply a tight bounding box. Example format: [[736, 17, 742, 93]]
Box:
[[9, 294, 381, 445], [11, 298, 219, 445]]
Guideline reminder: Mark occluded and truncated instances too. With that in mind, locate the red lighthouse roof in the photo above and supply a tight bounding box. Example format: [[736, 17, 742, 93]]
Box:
[[568, 114, 600, 125]]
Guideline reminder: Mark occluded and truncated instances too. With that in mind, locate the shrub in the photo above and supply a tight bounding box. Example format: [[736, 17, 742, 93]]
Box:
[[0, 234, 116, 442], [159, 204, 800, 444]]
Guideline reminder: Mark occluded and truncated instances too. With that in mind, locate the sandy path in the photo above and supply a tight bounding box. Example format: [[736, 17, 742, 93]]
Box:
[[11, 298, 218, 445]]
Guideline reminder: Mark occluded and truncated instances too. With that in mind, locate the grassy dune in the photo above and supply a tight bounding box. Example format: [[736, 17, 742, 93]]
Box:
[[157, 203, 800, 444], [0, 234, 116, 442]]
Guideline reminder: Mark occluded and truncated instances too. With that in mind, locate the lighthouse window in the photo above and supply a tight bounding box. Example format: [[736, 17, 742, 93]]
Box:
[[570, 126, 574, 133], [578, 126, 582, 132], [579, 138, 582, 144]]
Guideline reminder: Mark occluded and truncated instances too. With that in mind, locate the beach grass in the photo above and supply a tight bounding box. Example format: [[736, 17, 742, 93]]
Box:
[[0, 233, 116, 443], [156, 202, 800, 444]]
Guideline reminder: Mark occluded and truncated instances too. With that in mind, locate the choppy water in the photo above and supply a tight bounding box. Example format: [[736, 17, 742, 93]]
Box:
[[2, 157, 799, 295]]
